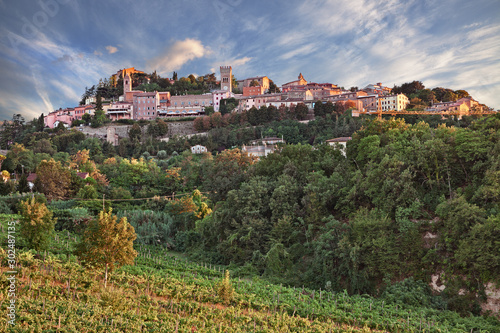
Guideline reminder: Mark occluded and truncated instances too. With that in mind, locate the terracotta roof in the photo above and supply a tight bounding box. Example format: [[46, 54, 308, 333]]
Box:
[[26, 173, 37, 182], [77, 172, 89, 179]]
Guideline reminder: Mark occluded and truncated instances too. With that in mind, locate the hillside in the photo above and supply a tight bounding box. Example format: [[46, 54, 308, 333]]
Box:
[[1, 215, 499, 332]]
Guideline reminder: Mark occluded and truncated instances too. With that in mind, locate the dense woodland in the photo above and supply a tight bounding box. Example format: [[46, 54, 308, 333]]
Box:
[[0, 110, 499, 329]]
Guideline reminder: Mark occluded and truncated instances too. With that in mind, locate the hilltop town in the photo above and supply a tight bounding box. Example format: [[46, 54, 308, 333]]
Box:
[[44, 66, 493, 130], [0, 65, 499, 331]]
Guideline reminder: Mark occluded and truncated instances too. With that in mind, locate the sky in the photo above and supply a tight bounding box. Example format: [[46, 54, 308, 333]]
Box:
[[0, 0, 499, 120]]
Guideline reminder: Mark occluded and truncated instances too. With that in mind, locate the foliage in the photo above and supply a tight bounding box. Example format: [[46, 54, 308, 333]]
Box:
[[382, 277, 447, 310], [75, 208, 137, 287], [52, 206, 92, 233], [147, 119, 169, 138], [117, 210, 176, 246], [34, 159, 72, 200], [19, 197, 56, 252], [0, 219, 498, 333], [217, 270, 234, 304], [128, 123, 142, 142]]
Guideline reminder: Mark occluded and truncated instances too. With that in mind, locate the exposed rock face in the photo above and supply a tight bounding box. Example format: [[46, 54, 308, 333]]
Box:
[[484, 283, 500, 314], [431, 272, 500, 316], [430, 274, 446, 292]]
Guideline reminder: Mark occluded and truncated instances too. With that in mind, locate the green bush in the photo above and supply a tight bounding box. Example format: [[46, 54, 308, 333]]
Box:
[[48, 199, 78, 210], [116, 210, 177, 246], [0, 200, 12, 214], [0, 193, 47, 214], [382, 277, 447, 310], [115, 119, 135, 125], [52, 207, 92, 233]]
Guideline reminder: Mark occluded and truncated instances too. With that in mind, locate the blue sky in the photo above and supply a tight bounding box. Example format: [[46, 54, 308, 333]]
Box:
[[0, 0, 499, 120]]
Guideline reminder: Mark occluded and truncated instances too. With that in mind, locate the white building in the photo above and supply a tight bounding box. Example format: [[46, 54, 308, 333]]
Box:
[[378, 94, 409, 112], [212, 90, 233, 112], [325, 137, 352, 156], [191, 145, 208, 154]]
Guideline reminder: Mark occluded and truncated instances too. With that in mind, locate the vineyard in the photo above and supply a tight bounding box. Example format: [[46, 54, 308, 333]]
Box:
[[1, 215, 499, 332]]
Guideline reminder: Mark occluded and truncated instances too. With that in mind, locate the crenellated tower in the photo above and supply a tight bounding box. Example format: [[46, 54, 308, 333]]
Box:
[[220, 66, 232, 92]]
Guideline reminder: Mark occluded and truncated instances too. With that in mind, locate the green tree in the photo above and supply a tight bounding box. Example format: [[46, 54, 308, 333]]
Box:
[[392, 81, 425, 95], [91, 94, 106, 128], [75, 209, 137, 287], [314, 100, 325, 118], [147, 119, 169, 138], [16, 173, 30, 193], [454, 90, 470, 99], [292, 103, 309, 120], [128, 123, 142, 141], [37, 113, 45, 132], [19, 197, 56, 253], [82, 113, 91, 125], [204, 106, 215, 116], [268, 79, 281, 93], [219, 98, 239, 115]]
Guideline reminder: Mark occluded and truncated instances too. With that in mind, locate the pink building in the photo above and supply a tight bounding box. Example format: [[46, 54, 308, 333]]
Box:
[[74, 104, 95, 120], [44, 108, 75, 128], [158, 91, 171, 108], [107, 102, 133, 121], [243, 86, 265, 97], [133, 92, 159, 120]]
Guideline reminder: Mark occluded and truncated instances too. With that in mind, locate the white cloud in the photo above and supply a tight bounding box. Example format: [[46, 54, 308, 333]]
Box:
[[50, 79, 81, 102], [0, 91, 49, 120], [280, 43, 318, 60], [212, 56, 252, 69], [31, 65, 54, 115], [105, 45, 118, 54], [148, 38, 209, 75]]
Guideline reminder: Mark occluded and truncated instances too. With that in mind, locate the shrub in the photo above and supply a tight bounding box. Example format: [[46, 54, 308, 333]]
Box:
[[19, 198, 56, 252], [52, 207, 92, 233], [217, 270, 234, 304], [382, 277, 447, 310], [116, 210, 177, 246]]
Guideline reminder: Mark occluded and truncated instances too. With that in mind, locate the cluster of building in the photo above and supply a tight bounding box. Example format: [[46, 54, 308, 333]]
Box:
[[44, 66, 486, 129], [425, 97, 483, 115]]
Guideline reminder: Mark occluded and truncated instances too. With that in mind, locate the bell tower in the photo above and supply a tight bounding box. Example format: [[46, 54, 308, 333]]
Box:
[[220, 66, 232, 92], [124, 72, 132, 93]]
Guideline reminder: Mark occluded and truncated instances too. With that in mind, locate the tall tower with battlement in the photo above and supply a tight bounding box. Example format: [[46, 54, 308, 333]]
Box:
[[220, 66, 232, 92]]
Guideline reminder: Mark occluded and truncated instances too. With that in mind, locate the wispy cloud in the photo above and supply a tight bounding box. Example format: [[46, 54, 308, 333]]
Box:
[[147, 38, 209, 75], [31, 65, 54, 115], [105, 45, 118, 54]]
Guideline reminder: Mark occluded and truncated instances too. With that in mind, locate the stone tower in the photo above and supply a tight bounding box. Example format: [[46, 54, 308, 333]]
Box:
[[123, 72, 132, 94], [220, 66, 232, 92]]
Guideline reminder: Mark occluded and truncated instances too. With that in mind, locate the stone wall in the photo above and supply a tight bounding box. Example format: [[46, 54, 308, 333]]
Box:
[[78, 121, 196, 140], [167, 121, 196, 136]]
